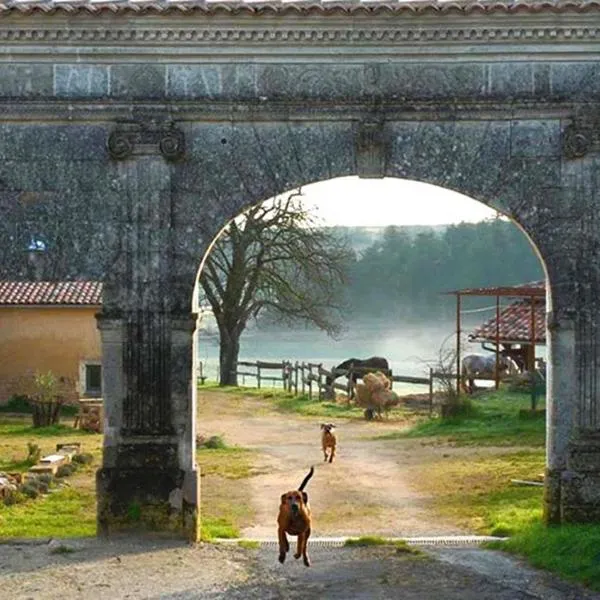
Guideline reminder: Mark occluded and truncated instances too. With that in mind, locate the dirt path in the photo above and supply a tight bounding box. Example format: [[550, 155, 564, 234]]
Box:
[[197, 391, 467, 538]]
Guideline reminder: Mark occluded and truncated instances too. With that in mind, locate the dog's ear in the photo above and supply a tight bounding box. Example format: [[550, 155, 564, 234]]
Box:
[[320, 423, 325, 429], [280, 493, 287, 505], [302, 491, 308, 504]]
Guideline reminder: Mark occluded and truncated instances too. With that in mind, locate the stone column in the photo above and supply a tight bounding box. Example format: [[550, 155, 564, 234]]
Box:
[[549, 126, 600, 523], [96, 120, 200, 541]]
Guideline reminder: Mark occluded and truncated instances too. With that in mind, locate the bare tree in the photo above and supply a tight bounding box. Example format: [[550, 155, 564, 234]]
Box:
[[198, 191, 353, 386]]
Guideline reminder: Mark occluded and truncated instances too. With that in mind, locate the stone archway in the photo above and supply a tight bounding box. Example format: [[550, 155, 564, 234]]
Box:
[[0, 1, 599, 538]]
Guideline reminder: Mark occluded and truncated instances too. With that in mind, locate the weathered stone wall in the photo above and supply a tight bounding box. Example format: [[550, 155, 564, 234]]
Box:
[[1, 3, 600, 536]]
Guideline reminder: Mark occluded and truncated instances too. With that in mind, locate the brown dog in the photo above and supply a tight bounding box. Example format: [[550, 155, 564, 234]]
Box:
[[277, 466, 314, 567], [320, 423, 337, 463]]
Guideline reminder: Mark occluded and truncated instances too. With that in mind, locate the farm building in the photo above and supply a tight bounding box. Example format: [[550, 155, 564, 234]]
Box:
[[0, 280, 103, 403], [446, 280, 546, 378]]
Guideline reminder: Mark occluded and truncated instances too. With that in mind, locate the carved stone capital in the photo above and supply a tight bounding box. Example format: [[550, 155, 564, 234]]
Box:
[[356, 119, 386, 179], [561, 109, 600, 159], [107, 121, 185, 162]]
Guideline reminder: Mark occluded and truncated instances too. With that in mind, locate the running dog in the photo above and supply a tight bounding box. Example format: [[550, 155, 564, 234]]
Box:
[[277, 466, 314, 567], [320, 423, 337, 463]]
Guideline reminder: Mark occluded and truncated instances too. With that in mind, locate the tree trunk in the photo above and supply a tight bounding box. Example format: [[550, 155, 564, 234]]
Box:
[[219, 331, 241, 386], [31, 399, 62, 427]]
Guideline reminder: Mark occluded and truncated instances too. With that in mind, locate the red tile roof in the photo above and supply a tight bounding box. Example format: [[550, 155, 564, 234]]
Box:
[[469, 298, 546, 344], [0, 281, 102, 306]]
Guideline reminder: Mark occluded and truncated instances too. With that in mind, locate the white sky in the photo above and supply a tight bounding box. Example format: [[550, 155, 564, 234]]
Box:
[[301, 177, 499, 227]]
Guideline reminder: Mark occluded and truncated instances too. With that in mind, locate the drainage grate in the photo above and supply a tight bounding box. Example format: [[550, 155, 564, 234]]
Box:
[[217, 535, 507, 548]]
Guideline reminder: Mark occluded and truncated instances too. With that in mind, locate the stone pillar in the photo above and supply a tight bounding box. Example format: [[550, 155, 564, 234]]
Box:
[[96, 120, 200, 541], [544, 311, 576, 524], [549, 130, 600, 523]]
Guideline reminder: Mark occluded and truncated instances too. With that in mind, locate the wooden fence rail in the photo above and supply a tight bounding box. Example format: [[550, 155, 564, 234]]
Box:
[[230, 360, 455, 416]]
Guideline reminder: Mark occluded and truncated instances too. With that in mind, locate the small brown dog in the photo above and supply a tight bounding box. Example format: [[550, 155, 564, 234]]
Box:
[[277, 466, 314, 567], [320, 423, 337, 463]]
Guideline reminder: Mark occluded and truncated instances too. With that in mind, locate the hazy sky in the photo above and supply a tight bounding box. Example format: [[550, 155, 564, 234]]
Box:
[[301, 177, 498, 227]]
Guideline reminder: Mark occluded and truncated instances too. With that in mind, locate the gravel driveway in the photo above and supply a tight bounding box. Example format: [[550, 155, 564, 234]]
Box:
[[2, 537, 599, 599]]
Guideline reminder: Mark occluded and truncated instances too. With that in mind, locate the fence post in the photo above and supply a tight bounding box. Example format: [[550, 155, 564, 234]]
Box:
[[429, 367, 434, 416], [301, 363, 306, 396], [318, 363, 323, 400], [347, 367, 353, 404], [257, 362, 261, 389], [308, 363, 313, 400], [294, 361, 299, 395]]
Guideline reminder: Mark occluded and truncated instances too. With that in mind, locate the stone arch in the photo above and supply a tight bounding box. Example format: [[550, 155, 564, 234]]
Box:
[[0, 0, 598, 539]]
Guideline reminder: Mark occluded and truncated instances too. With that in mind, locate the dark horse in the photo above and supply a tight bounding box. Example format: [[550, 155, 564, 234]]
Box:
[[326, 356, 390, 398]]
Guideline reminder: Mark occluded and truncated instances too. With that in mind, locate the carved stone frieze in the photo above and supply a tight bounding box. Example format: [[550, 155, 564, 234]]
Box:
[[107, 121, 185, 161], [1, 25, 600, 46]]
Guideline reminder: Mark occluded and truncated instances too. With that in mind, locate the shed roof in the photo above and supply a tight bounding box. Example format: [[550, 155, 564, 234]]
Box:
[[469, 297, 546, 344], [0, 281, 102, 306], [445, 280, 545, 298]]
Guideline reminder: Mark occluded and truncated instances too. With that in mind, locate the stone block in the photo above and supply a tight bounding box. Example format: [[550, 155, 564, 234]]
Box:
[[489, 63, 534, 98], [0, 64, 53, 98], [378, 63, 485, 101], [110, 65, 167, 99], [510, 120, 561, 158], [54, 65, 109, 99]]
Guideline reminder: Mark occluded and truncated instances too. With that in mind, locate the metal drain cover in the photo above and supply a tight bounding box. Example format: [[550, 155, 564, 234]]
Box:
[[217, 535, 507, 547]]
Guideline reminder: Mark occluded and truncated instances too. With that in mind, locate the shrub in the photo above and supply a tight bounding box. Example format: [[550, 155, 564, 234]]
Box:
[[36, 473, 55, 486], [202, 435, 227, 449], [0, 395, 33, 413], [27, 442, 42, 465], [72, 453, 94, 465], [3, 489, 26, 506], [21, 482, 40, 499], [56, 464, 76, 478]]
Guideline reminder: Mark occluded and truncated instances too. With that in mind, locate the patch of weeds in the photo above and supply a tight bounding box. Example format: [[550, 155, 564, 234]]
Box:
[[201, 516, 239, 541], [127, 502, 142, 522], [49, 544, 76, 555], [72, 453, 94, 465], [393, 540, 423, 556], [56, 463, 77, 478], [200, 435, 227, 450], [237, 540, 260, 549], [344, 535, 389, 547]]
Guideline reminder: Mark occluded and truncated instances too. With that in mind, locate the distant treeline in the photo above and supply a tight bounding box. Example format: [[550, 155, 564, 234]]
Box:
[[344, 219, 544, 319]]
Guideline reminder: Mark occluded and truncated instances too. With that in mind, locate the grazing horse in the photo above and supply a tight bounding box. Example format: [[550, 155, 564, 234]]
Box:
[[326, 356, 390, 398], [461, 353, 519, 394]]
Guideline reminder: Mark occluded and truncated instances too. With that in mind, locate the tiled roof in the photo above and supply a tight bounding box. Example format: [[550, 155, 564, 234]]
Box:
[[0, 0, 597, 15], [447, 280, 545, 297], [0, 281, 102, 306], [469, 297, 546, 344]]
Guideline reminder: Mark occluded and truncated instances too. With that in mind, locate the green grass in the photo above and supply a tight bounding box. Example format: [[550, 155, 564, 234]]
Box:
[[0, 420, 91, 438], [487, 523, 600, 591], [201, 516, 239, 541], [344, 536, 422, 555], [196, 446, 255, 479], [375, 390, 546, 446], [0, 486, 96, 539], [237, 540, 260, 549]]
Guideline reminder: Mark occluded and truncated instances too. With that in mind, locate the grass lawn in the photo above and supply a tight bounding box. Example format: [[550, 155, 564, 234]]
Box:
[[0, 415, 101, 538], [0, 415, 254, 542], [375, 390, 546, 447]]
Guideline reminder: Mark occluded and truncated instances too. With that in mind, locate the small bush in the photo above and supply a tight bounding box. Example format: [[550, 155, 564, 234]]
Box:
[[27, 442, 42, 464], [36, 473, 55, 486], [21, 482, 40, 499], [72, 453, 94, 465], [202, 435, 227, 449], [3, 489, 26, 506], [0, 395, 33, 413], [56, 464, 76, 478]]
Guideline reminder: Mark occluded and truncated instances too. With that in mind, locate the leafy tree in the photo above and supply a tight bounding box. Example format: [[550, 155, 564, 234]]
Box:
[[198, 192, 353, 386]]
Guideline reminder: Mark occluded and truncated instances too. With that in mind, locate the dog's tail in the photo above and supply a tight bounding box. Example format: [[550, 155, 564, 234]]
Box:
[[299, 466, 314, 491]]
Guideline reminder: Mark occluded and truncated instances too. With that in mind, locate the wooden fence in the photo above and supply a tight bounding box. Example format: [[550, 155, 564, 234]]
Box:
[[229, 359, 454, 414]]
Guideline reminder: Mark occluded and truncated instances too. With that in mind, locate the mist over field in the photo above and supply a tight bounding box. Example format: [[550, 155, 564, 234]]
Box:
[[196, 315, 490, 393]]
